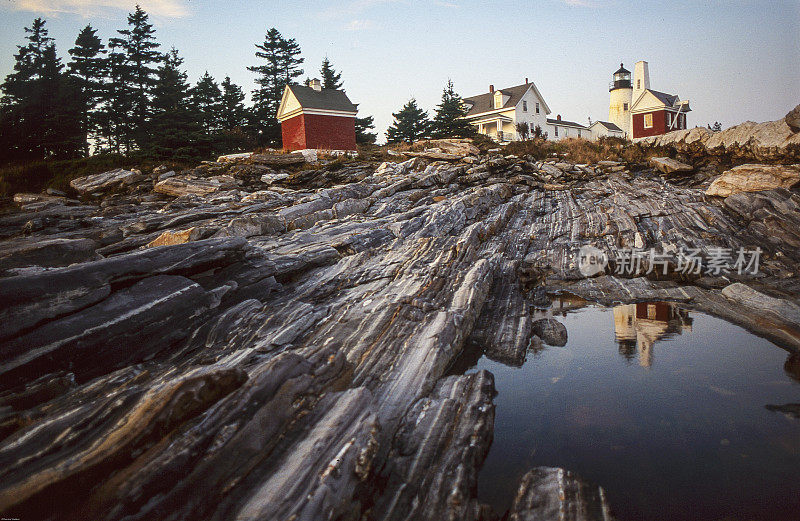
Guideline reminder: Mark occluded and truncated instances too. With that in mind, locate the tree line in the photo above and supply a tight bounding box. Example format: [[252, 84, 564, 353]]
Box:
[[0, 4, 479, 164], [385, 79, 475, 144], [0, 6, 378, 163]]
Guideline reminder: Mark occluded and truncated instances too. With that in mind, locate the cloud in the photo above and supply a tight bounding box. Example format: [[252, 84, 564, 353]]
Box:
[[345, 19, 375, 31], [4, 0, 190, 18]]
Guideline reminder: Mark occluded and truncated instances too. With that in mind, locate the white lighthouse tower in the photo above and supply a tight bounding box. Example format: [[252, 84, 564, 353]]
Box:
[[608, 63, 633, 138]]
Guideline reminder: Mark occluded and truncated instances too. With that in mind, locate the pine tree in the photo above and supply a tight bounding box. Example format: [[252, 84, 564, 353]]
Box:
[[248, 28, 304, 145], [109, 5, 162, 148], [145, 48, 208, 160], [320, 57, 342, 90], [97, 39, 133, 152], [355, 115, 377, 144], [386, 98, 429, 144], [430, 79, 474, 138], [0, 18, 83, 161], [68, 25, 107, 154], [190, 71, 223, 132], [219, 76, 248, 130]]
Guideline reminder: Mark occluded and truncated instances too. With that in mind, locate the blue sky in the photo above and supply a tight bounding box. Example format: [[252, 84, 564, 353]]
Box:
[[1, 0, 798, 142]]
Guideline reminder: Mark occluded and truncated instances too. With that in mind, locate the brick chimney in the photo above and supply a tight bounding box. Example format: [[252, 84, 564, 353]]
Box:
[[525, 77, 529, 84], [557, 114, 561, 121], [309, 78, 322, 92], [489, 84, 494, 93]]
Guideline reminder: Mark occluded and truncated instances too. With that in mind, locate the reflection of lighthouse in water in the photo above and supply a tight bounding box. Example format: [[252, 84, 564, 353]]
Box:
[[613, 302, 693, 367]]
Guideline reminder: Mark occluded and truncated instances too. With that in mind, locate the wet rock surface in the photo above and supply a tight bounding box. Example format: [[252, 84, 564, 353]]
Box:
[[1, 134, 799, 520]]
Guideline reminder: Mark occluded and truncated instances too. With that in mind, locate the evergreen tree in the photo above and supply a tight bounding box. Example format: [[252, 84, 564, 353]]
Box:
[[190, 71, 223, 132], [248, 28, 303, 145], [386, 98, 429, 143], [355, 115, 377, 144], [68, 25, 107, 154], [430, 79, 474, 138], [145, 48, 208, 159], [320, 56, 343, 90], [109, 5, 162, 148], [97, 40, 133, 152], [219, 76, 248, 130], [0, 18, 83, 161]]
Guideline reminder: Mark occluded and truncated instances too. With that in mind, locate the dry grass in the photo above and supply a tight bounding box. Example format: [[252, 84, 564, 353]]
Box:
[[505, 137, 661, 166]]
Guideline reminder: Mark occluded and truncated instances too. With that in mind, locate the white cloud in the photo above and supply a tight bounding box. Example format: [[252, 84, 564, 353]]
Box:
[[345, 19, 375, 31], [5, 0, 190, 18]]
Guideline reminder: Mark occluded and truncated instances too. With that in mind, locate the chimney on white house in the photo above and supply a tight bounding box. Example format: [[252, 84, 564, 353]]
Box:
[[310, 78, 322, 92], [633, 61, 650, 100], [489, 84, 494, 93], [525, 77, 529, 84], [557, 114, 561, 121]]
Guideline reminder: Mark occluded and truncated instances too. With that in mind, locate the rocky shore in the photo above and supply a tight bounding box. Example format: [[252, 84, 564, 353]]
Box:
[[1, 113, 799, 520]]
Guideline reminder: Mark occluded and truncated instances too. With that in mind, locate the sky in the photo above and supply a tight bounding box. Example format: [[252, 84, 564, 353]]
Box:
[[1, 0, 798, 143]]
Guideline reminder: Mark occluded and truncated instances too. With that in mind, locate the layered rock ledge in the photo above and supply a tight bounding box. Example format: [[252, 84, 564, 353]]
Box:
[[1, 130, 799, 520]]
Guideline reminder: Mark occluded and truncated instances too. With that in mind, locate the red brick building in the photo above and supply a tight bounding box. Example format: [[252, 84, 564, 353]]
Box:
[[276, 79, 358, 151]]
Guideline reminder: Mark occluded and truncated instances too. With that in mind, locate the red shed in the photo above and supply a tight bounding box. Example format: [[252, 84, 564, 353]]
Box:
[[630, 89, 691, 139], [276, 79, 358, 151]]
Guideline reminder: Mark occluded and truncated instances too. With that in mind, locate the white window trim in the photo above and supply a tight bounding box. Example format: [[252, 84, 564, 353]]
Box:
[[644, 113, 653, 129]]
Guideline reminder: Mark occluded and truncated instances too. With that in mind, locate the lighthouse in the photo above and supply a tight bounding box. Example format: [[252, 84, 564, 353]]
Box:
[[608, 63, 632, 137]]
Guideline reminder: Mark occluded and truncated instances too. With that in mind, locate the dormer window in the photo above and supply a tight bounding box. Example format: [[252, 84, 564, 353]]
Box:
[[494, 91, 503, 109], [523, 101, 528, 112]]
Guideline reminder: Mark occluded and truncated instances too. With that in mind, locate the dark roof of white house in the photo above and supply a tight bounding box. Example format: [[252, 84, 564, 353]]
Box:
[[594, 121, 623, 132], [287, 84, 358, 113], [547, 118, 588, 129], [463, 83, 532, 117]]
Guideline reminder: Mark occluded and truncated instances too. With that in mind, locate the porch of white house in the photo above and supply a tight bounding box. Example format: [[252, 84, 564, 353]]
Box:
[[472, 115, 516, 143]]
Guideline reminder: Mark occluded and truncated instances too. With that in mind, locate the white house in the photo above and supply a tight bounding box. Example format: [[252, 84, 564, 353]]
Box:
[[546, 115, 591, 140], [589, 120, 625, 140], [462, 80, 551, 142]]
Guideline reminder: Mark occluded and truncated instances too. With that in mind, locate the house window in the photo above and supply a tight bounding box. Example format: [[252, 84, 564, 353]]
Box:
[[578, 130, 581, 138], [554, 126, 558, 137], [523, 101, 527, 112], [535, 102, 540, 114], [494, 91, 503, 109], [644, 113, 653, 128], [623, 103, 628, 111], [667, 113, 671, 126], [637, 79, 641, 89]]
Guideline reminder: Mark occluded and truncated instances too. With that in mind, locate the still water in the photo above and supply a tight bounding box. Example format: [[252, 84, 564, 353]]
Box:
[[471, 301, 800, 520]]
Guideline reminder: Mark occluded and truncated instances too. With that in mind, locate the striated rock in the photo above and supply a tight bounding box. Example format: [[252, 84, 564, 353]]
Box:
[[70, 168, 144, 195], [0, 237, 100, 272], [1, 137, 800, 521], [154, 175, 238, 197], [650, 156, 693, 175], [706, 164, 800, 197], [250, 153, 305, 166], [404, 150, 463, 161], [786, 103, 800, 133], [508, 467, 616, 521], [146, 226, 208, 247]]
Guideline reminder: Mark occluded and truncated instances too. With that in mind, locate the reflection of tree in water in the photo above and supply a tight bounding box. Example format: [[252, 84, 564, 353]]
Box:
[[613, 302, 693, 367]]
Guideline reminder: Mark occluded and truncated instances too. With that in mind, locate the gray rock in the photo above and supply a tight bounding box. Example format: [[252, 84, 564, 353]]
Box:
[[531, 318, 568, 347]]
